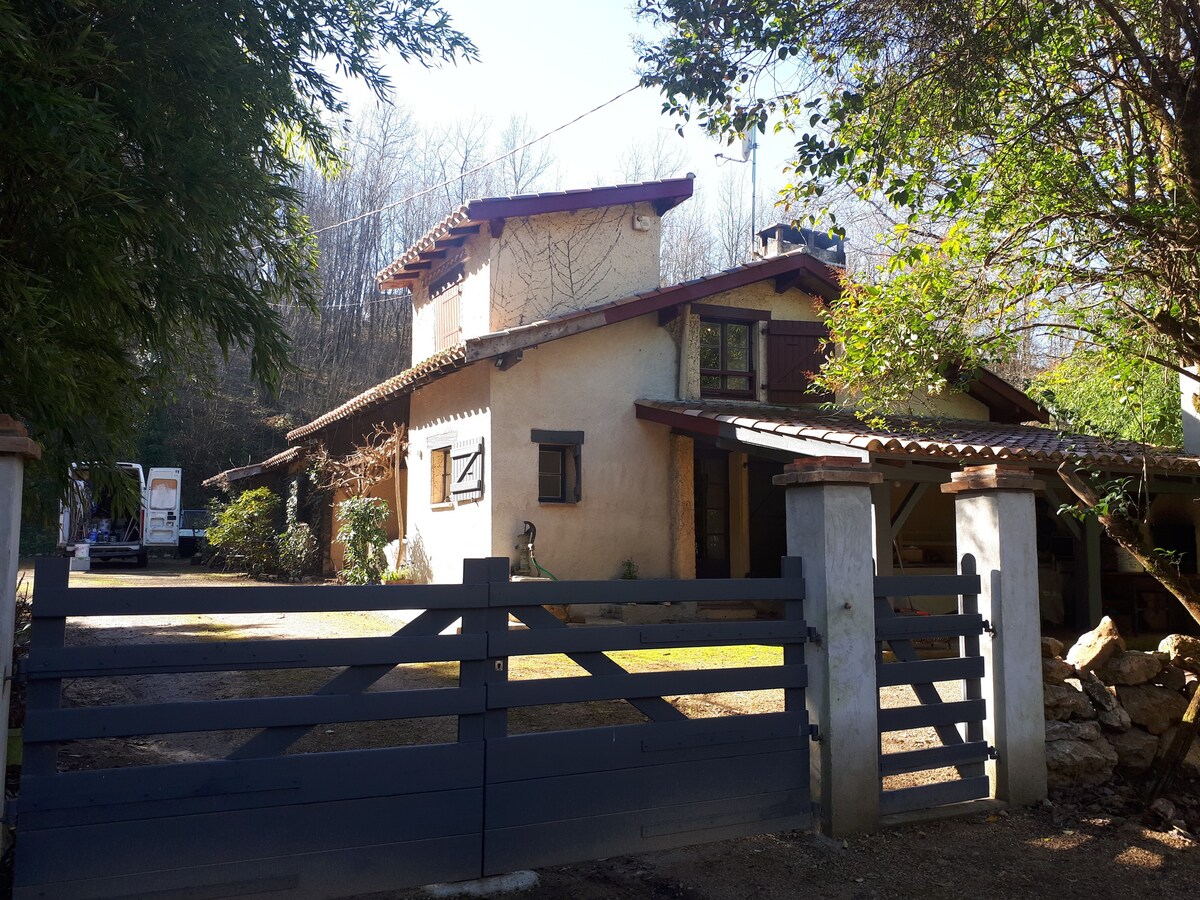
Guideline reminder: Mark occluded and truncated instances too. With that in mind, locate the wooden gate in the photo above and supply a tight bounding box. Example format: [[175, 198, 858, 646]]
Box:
[[14, 558, 811, 899], [873, 566, 992, 816]]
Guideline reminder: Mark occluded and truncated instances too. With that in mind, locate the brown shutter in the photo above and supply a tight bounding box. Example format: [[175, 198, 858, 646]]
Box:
[[765, 321, 832, 404]]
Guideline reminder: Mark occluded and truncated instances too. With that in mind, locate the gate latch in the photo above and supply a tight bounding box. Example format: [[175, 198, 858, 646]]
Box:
[[806, 626, 822, 647], [809, 724, 821, 743]]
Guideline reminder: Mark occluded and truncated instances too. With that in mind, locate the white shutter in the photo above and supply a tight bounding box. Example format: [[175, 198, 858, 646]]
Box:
[[450, 439, 484, 501]]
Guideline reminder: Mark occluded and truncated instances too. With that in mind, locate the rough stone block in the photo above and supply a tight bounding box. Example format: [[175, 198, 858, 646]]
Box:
[[1114, 684, 1189, 735], [1096, 650, 1163, 686], [1045, 719, 1101, 742], [1066, 617, 1126, 672], [1042, 656, 1076, 685], [1105, 728, 1159, 772], [1153, 662, 1188, 693], [1043, 682, 1096, 721], [1158, 634, 1200, 674], [1071, 673, 1130, 732], [1046, 737, 1117, 788], [1042, 636, 1064, 659]]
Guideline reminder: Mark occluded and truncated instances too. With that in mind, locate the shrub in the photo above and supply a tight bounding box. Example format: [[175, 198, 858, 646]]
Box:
[[206, 487, 281, 577], [336, 496, 390, 585], [277, 521, 318, 579]]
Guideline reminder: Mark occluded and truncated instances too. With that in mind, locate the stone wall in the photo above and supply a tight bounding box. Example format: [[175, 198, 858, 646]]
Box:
[[1043, 619, 1200, 787]]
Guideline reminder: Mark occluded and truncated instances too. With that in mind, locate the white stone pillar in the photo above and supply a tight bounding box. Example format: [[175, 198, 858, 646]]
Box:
[[775, 456, 882, 836], [942, 464, 1047, 806], [0, 416, 40, 838]]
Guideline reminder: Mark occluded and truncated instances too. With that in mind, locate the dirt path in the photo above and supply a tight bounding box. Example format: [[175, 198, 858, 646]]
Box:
[[25, 559, 1200, 898]]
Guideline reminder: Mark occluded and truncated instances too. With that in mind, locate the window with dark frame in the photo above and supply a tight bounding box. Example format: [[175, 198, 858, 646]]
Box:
[[699, 319, 754, 398], [531, 429, 583, 503], [538, 446, 567, 502]]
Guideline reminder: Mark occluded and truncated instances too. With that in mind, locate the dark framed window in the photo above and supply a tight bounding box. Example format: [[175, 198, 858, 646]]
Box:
[[532, 429, 583, 503], [699, 319, 755, 398], [538, 447, 567, 502]]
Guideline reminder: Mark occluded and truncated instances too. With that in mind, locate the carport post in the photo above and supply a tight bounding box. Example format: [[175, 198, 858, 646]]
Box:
[[775, 456, 882, 836], [0, 417, 40, 841], [942, 464, 1048, 806]]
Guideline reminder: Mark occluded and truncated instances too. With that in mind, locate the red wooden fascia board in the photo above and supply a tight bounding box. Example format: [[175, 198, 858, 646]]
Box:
[[463, 179, 694, 221], [605, 254, 840, 326], [634, 403, 724, 437]]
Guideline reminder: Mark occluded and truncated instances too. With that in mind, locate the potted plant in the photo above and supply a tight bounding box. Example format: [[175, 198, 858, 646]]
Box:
[[382, 562, 415, 585]]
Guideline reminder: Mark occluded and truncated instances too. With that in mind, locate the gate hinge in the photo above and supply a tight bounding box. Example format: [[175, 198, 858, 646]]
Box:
[[987, 745, 999, 760], [11, 658, 27, 685], [982, 619, 996, 637], [809, 723, 821, 743], [806, 626, 822, 647]]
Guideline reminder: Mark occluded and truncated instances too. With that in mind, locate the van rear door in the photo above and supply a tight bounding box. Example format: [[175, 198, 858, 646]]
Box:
[[144, 467, 182, 546]]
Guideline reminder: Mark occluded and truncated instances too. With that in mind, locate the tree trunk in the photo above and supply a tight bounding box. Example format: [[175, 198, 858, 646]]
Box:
[[1057, 464, 1200, 628]]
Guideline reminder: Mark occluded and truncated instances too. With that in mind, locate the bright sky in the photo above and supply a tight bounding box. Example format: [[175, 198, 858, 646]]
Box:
[[342, 0, 797, 206]]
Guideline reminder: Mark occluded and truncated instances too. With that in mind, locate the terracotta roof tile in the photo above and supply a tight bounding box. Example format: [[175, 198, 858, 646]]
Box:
[[286, 345, 467, 442], [635, 400, 1200, 474]]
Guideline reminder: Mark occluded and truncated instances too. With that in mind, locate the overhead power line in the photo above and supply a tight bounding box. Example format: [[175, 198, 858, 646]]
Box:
[[305, 83, 642, 241]]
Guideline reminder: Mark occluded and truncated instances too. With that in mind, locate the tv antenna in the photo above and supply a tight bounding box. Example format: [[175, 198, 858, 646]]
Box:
[[715, 134, 760, 253]]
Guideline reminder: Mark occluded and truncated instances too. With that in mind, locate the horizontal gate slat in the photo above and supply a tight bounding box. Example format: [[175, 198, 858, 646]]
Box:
[[484, 790, 810, 876], [877, 699, 986, 732], [876, 656, 985, 687], [879, 776, 991, 816], [487, 749, 805, 828], [31, 582, 489, 617], [27, 633, 487, 678], [489, 665, 805, 709], [16, 787, 483, 884], [490, 577, 805, 606], [879, 741, 992, 776], [25, 686, 485, 742], [14, 833, 483, 900], [488, 713, 807, 781], [492, 620, 808, 655], [19, 742, 483, 826], [875, 613, 985, 641], [873, 575, 980, 598]]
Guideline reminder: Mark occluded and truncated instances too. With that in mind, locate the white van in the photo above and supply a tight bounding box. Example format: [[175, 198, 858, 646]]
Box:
[[58, 463, 182, 566]]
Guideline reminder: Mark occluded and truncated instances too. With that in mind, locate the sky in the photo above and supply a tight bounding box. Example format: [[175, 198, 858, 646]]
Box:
[[340, 0, 798, 208]]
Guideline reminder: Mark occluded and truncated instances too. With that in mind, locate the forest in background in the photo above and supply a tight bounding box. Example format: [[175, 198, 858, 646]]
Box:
[[21, 100, 1182, 553], [19, 104, 779, 551]]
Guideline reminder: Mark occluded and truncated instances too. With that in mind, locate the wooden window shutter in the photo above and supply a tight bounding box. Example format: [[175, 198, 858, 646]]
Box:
[[765, 320, 833, 404], [451, 438, 484, 500]]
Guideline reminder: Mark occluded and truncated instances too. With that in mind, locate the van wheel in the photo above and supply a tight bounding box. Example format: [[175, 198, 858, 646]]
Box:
[[135, 551, 148, 568]]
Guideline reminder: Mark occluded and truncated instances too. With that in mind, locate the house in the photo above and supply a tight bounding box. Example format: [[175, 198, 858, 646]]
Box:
[[208, 177, 1200, 634]]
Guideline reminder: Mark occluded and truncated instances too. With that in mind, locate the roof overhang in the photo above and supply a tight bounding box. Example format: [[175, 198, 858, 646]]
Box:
[[377, 177, 696, 289], [635, 400, 1200, 476]]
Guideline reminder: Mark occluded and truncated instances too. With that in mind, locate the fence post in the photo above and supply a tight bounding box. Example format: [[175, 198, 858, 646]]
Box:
[[775, 456, 882, 836], [459, 557, 512, 744], [0, 417, 40, 841], [942, 465, 1047, 806]]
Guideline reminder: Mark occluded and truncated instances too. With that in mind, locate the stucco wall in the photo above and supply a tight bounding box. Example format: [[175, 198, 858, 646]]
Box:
[[405, 362, 492, 583], [488, 316, 679, 580], [410, 231, 491, 362], [488, 203, 662, 332]]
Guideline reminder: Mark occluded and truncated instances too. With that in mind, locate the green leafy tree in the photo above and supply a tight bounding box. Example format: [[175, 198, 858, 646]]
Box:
[[1, 0, 474, 480], [637, 1, 1200, 413], [1029, 351, 1183, 447]]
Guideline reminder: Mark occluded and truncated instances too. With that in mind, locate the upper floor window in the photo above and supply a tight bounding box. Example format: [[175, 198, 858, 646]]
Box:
[[430, 264, 463, 352], [699, 319, 754, 399]]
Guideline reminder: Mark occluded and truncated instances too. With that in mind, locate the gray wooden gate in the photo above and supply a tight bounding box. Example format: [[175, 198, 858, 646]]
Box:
[[874, 566, 991, 815], [14, 557, 811, 899]]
